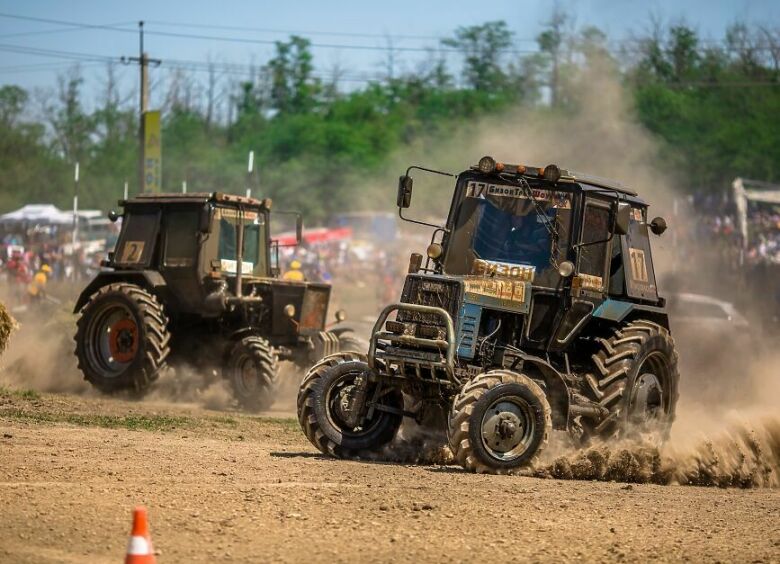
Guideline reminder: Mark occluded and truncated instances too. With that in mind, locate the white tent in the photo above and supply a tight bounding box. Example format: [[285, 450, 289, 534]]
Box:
[[0, 204, 74, 226], [732, 178, 780, 248]]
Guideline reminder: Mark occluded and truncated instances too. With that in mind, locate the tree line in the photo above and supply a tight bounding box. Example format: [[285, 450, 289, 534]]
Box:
[[0, 16, 778, 221]]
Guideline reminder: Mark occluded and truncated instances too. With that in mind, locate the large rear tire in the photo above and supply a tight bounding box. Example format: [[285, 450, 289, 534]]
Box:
[[297, 353, 403, 458], [585, 319, 680, 439], [225, 336, 279, 412], [74, 283, 170, 394], [448, 370, 552, 474], [337, 333, 367, 354]]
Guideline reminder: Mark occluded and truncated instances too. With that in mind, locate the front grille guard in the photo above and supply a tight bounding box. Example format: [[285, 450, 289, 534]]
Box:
[[368, 303, 458, 385]]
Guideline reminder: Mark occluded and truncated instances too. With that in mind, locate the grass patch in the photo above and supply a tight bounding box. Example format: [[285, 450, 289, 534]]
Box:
[[252, 416, 299, 432], [208, 415, 238, 427], [0, 386, 41, 400], [0, 408, 193, 432]]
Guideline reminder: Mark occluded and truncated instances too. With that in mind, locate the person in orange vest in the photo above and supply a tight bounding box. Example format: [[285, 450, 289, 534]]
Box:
[[283, 259, 305, 282]]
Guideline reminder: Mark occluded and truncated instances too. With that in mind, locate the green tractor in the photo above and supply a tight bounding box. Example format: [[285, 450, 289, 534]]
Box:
[[298, 157, 680, 473], [74, 192, 361, 411]]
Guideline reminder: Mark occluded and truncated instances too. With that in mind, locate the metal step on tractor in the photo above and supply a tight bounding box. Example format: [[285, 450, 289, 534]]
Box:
[[74, 192, 363, 411], [298, 156, 680, 473]]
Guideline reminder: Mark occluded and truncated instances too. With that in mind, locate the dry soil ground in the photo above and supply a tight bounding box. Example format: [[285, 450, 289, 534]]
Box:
[[1, 389, 778, 563]]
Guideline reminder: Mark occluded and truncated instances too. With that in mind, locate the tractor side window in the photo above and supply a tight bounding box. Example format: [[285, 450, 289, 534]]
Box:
[[579, 202, 610, 280], [163, 211, 199, 267], [115, 210, 159, 266]]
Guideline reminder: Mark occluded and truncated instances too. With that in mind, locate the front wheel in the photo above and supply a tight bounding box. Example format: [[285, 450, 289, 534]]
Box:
[[224, 336, 279, 412], [297, 353, 403, 458], [448, 370, 552, 474]]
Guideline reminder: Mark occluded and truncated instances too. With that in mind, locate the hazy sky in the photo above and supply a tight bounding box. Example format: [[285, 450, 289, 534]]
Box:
[[1, 0, 778, 105]]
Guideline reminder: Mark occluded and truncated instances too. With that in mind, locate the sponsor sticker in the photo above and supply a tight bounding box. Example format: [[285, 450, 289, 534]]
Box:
[[465, 181, 571, 208], [472, 258, 535, 281], [573, 273, 603, 291], [464, 278, 526, 304], [217, 208, 258, 221], [220, 259, 254, 274]]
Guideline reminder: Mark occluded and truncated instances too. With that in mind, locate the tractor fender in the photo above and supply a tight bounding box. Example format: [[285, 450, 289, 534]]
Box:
[[73, 270, 167, 313], [325, 326, 356, 337], [505, 351, 570, 430], [593, 299, 670, 330]]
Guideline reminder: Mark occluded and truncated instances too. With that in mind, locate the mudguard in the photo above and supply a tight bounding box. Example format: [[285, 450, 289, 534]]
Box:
[[73, 270, 167, 313], [593, 299, 670, 330]]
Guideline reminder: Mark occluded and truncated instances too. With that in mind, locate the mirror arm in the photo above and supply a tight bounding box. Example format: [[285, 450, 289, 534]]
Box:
[[573, 231, 615, 250], [398, 207, 447, 231]]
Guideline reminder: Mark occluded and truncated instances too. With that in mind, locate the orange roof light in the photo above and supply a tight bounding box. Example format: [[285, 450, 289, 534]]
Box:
[[495, 162, 505, 172], [516, 164, 527, 174]]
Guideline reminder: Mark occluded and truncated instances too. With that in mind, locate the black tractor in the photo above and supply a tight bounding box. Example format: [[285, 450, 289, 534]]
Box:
[[74, 192, 361, 410], [298, 157, 680, 473]]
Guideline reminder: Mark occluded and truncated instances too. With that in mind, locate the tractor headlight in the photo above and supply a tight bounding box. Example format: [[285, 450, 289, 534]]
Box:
[[543, 164, 561, 183], [478, 156, 497, 174], [426, 243, 443, 260], [283, 304, 296, 318]]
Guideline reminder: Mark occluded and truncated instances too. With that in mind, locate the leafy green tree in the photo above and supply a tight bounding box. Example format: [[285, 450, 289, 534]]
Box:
[[267, 36, 320, 114], [442, 21, 513, 91]]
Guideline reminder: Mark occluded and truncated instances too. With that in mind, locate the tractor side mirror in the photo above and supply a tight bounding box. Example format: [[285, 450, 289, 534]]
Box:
[[107, 210, 119, 223], [613, 202, 631, 236], [397, 175, 413, 208], [295, 214, 304, 243], [650, 216, 668, 236], [199, 204, 214, 234]]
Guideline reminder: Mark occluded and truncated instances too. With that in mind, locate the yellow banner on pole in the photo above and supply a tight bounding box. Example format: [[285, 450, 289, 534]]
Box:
[[143, 110, 162, 193]]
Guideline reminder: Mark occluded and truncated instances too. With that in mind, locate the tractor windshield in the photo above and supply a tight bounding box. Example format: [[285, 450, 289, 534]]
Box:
[[443, 181, 572, 286], [215, 208, 267, 276]]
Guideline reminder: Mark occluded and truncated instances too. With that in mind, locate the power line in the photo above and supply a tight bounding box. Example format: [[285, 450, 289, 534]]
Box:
[[0, 42, 118, 63], [0, 20, 137, 40], [0, 11, 539, 54], [144, 19, 452, 42]]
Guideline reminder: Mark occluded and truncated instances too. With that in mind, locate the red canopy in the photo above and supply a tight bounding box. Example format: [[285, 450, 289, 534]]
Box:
[[275, 226, 353, 246]]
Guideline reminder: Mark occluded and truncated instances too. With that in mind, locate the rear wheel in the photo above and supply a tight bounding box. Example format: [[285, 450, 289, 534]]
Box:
[[297, 353, 403, 458], [225, 336, 279, 412], [585, 319, 680, 440], [74, 283, 170, 394], [448, 370, 552, 474]]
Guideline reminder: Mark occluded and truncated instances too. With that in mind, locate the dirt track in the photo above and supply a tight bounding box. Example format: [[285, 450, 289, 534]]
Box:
[[1, 391, 778, 563]]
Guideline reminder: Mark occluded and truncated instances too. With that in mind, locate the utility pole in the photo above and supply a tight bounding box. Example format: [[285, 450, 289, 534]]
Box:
[[246, 150, 255, 198], [72, 162, 80, 247], [122, 21, 161, 193]]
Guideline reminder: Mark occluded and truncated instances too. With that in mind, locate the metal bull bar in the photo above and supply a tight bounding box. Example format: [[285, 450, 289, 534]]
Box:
[[368, 303, 456, 382]]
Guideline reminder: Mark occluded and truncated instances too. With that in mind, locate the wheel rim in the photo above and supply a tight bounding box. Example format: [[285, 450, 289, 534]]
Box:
[[325, 368, 389, 439], [85, 302, 139, 377], [480, 397, 535, 462], [629, 352, 669, 424], [233, 353, 261, 396]]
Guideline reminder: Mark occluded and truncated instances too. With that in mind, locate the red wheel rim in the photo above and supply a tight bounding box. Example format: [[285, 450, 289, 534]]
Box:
[[108, 318, 138, 363]]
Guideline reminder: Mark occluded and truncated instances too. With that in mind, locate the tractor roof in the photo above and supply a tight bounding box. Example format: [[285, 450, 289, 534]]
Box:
[[121, 192, 271, 209]]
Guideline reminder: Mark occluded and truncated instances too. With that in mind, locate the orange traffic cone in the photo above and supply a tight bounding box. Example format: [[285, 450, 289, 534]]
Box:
[[125, 506, 156, 564]]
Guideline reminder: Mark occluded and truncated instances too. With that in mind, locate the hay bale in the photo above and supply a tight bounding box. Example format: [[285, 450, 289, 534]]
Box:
[[0, 301, 17, 354]]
